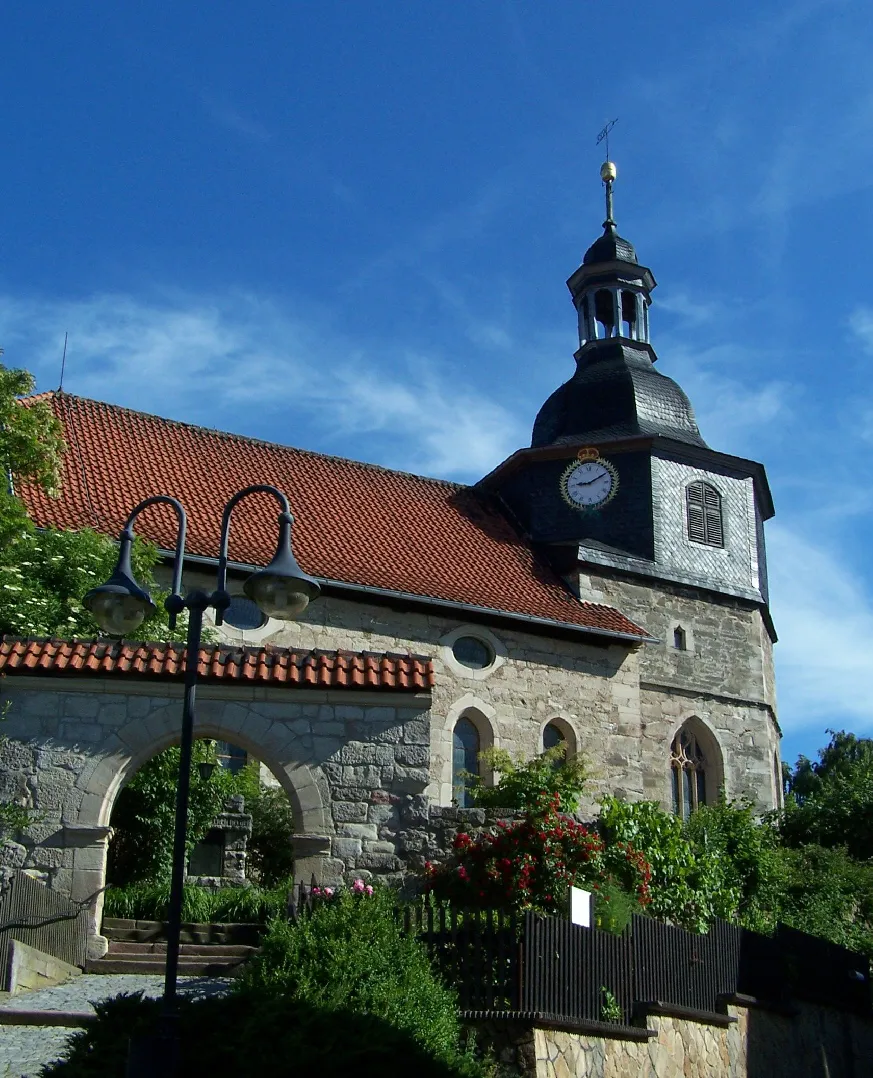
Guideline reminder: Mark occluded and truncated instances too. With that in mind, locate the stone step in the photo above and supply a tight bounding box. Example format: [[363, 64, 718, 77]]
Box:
[[85, 956, 248, 976], [102, 918, 263, 947], [107, 941, 256, 958]]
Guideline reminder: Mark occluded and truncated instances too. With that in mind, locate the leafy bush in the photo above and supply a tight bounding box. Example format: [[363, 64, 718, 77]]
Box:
[[598, 796, 780, 934], [763, 844, 873, 958], [467, 744, 588, 814], [102, 879, 291, 924], [237, 885, 477, 1067], [40, 990, 492, 1078], [424, 791, 651, 920]]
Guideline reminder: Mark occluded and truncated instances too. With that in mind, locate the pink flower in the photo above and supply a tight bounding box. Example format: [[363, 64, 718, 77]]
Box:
[[324, 887, 335, 897], [352, 879, 365, 893], [312, 886, 322, 896], [365, 885, 374, 895]]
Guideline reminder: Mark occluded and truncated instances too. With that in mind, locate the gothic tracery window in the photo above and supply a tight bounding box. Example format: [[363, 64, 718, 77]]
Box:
[[670, 727, 708, 819], [685, 480, 724, 547]]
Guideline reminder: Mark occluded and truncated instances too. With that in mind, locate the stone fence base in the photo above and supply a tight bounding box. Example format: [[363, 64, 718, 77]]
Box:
[[466, 997, 873, 1078]]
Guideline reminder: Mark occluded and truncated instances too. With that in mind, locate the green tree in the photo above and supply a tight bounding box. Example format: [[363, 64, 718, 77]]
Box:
[[107, 741, 239, 885], [234, 762, 296, 887], [780, 730, 873, 860], [0, 361, 197, 641]]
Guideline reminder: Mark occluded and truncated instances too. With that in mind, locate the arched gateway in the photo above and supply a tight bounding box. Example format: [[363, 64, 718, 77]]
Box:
[[0, 638, 433, 957]]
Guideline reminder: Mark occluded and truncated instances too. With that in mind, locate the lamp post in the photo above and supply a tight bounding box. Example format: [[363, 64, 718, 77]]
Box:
[[83, 485, 319, 1074]]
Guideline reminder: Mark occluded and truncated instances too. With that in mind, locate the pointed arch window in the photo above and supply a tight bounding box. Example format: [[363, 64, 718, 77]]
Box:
[[452, 717, 480, 808], [670, 727, 708, 819], [686, 481, 724, 547]]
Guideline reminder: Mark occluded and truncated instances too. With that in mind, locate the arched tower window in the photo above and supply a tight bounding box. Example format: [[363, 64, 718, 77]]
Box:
[[673, 626, 687, 651], [594, 289, 616, 338], [452, 717, 481, 808], [686, 481, 724, 547], [670, 720, 722, 819], [620, 290, 638, 339]]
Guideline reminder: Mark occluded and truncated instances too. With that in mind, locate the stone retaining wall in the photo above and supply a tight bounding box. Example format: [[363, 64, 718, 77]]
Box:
[[469, 1000, 873, 1077]]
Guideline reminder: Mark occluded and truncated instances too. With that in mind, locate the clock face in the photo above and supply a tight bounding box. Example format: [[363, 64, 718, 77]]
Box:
[[560, 458, 618, 509]]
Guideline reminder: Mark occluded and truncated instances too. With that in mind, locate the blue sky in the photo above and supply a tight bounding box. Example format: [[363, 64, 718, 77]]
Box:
[[2, 1, 872, 769]]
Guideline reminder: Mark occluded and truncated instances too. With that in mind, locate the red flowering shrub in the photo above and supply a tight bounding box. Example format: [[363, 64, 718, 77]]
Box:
[[423, 792, 652, 918]]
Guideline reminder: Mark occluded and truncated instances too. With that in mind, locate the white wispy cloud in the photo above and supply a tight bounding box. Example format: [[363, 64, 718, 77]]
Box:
[[769, 522, 873, 732], [0, 290, 523, 480]]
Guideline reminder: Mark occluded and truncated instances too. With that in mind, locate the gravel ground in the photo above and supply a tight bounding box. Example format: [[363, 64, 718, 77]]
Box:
[[0, 974, 231, 1078]]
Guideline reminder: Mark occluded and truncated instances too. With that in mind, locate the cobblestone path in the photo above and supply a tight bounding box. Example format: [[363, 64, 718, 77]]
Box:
[[0, 974, 230, 1078]]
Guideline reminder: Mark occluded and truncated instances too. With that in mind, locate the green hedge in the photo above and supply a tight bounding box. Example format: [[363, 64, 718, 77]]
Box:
[[102, 879, 291, 924]]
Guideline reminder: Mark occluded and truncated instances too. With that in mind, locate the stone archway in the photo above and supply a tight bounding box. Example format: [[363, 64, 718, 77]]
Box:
[[51, 695, 329, 958]]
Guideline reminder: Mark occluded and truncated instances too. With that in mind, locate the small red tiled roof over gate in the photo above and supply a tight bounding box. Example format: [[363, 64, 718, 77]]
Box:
[[0, 637, 434, 691], [17, 393, 647, 641]]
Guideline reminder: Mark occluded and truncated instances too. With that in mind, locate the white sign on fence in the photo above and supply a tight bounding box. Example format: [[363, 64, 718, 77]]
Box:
[[570, 886, 594, 927]]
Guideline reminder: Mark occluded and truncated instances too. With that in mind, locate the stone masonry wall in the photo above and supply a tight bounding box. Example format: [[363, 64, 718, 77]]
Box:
[[184, 568, 651, 818], [472, 1002, 873, 1078], [573, 568, 779, 810], [158, 561, 780, 817], [0, 678, 432, 916]]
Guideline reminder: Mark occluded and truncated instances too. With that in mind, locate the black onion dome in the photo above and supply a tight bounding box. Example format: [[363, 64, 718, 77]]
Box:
[[531, 342, 707, 449], [583, 225, 638, 265]]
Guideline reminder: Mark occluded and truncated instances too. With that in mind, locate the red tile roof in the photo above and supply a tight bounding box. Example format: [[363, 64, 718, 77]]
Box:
[[17, 393, 647, 640], [0, 637, 434, 691]]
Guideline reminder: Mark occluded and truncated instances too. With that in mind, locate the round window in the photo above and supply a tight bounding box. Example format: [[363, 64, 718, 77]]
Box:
[[451, 636, 494, 670], [224, 596, 268, 631]]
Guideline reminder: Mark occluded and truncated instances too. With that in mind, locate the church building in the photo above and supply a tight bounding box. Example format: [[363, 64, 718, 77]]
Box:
[[1, 163, 780, 925]]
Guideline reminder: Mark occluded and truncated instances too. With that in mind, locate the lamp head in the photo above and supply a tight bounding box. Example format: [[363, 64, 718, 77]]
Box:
[[243, 511, 321, 621], [82, 530, 157, 636], [197, 761, 217, 782]]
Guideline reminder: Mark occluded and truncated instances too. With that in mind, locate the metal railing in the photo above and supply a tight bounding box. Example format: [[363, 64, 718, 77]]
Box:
[[0, 872, 89, 988]]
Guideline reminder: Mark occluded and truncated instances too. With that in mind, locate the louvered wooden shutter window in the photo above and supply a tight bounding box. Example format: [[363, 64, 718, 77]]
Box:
[[686, 481, 724, 546]]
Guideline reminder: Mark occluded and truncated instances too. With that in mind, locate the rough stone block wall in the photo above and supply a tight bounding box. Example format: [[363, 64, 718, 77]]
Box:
[[0, 679, 434, 904], [572, 571, 779, 810], [193, 580, 648, 819], [471, 1003, 873, 1077]]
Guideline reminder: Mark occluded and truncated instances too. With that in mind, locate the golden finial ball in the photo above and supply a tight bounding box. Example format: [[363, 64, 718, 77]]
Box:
[[600, 161, 617, 182]]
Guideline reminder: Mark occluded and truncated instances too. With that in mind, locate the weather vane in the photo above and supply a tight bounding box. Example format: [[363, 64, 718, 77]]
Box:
[[596, 118, 618, 162], [595, 119, 619, 227]]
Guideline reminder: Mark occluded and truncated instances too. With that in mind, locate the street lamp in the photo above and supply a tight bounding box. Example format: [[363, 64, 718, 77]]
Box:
[[83, 485, 319, 1075]]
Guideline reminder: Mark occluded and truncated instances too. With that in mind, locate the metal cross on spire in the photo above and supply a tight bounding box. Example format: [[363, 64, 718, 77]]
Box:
[[596, 119, 619, 228]]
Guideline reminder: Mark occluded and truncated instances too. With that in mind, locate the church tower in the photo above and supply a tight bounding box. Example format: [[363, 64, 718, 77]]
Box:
[[479, 161, 781, 812]]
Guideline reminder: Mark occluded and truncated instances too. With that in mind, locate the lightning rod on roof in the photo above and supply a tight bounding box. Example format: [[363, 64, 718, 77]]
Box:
[[58, 332, 68, 393]]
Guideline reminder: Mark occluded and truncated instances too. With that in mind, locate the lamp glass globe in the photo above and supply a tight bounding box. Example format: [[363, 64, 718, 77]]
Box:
[[89, 592, 149, 636], [247, 575, 311, 620]]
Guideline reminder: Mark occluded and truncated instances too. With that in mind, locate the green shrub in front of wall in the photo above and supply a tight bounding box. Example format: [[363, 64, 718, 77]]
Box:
[[236, 885, 481, 1070]]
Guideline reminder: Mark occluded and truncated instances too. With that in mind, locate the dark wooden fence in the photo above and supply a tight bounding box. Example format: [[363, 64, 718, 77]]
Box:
[[405, 901, 871, 1026], [0, 872, 89, 988]]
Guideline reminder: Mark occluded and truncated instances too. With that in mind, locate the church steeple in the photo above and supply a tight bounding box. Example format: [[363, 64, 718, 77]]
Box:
[[530, 161, 705, 450], [568, 160, 654, 348]]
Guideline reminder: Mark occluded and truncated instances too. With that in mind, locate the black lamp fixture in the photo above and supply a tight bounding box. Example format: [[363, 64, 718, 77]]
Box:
[[82, 485, 319, 1078], [197, 760, 217, 782]]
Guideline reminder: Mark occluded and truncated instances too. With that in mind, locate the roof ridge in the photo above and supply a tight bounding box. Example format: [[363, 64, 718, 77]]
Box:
[[24, 391, 467, 492]]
